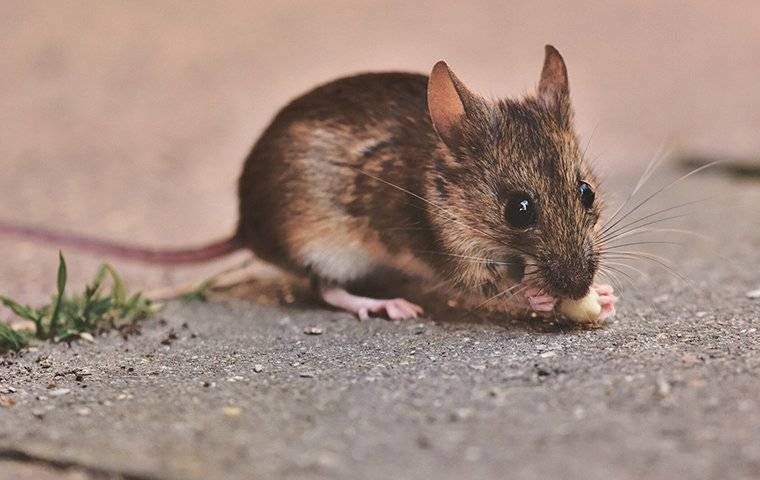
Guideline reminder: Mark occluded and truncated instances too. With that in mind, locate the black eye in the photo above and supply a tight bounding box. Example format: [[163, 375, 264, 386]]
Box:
[[505, 193, 536, 228], [578, 181, 595, 209]]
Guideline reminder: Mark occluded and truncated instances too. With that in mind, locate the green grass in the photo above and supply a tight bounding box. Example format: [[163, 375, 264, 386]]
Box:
[[180, 279, 213, 303], [0, 252, 158, 352], [0, 322, 28, 351]]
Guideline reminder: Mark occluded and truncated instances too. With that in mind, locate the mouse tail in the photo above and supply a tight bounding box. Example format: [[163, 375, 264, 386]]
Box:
[[0, 220, 241, 265]]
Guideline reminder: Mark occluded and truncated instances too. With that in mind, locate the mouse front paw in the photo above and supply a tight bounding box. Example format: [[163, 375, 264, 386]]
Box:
[[592, 283, 618, 320], [523, 287, 558, 313]]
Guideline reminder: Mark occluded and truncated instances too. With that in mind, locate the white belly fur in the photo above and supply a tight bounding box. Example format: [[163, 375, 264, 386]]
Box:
[[299, 240, 435, 283]]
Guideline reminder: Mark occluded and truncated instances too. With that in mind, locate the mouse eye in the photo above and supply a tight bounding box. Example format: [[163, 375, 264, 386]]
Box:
[[578, 181, 595, 209], [505, 193, 536, 228]]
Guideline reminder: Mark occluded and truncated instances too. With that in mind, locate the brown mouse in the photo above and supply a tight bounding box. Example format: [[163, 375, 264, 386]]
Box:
[[0, 45, 617, 321]]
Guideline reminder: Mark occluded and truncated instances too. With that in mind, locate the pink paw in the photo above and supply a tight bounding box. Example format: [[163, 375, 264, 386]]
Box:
[[593, 283, 618, 320], [524, 287, 558, 313], [358, 298, 424, 321], [319, 286, 423, 321]]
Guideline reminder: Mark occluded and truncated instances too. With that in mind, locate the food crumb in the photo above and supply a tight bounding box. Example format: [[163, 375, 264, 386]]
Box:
[[223, 406, 242, 417]]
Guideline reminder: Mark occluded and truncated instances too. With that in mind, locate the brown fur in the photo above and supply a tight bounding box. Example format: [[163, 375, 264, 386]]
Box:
[[237, 45, 605, 305], [0, 45, 604, 307]]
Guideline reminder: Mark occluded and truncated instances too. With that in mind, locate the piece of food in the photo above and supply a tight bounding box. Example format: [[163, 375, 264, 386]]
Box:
[[559, 289, 602, 323]]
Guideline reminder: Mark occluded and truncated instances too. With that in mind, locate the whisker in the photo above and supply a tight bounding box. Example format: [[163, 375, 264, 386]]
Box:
[[598, 240, 683, 252], [597, 227, 706, 245], [600, 145, 669, 231], [580, 122, 599, 160], [600, 260, 650, 280], [599, 160, 721, 239], [350, 168, 547, 264], [349, 167, 514, 250], [597, 196, 724, 244], [601, 251, 690, 284], [412, 250, 512, 265], [473, 282, 527, 310], [597, 211, 696, 245], [598, 264, 635, 285], [596, 266, 626, 293]]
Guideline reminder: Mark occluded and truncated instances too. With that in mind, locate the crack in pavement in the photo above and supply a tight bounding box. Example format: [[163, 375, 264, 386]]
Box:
[[0, 446, 169, 480]]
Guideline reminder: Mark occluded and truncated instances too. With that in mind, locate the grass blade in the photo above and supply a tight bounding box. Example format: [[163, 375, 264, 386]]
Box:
[[0, 296, 37, 322], [47, 251, 68, 339], [0, 323, 29, 351]]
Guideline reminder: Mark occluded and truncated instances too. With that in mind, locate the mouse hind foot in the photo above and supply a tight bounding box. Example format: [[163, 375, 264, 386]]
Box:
[[318, 284, 423, 321]]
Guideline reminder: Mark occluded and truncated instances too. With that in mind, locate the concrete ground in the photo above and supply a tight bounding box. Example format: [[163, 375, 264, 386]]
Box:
[[1, 2, 759, 479]]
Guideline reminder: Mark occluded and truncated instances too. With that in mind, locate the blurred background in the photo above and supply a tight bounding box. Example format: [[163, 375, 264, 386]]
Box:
[[1, 1, 758, 302]]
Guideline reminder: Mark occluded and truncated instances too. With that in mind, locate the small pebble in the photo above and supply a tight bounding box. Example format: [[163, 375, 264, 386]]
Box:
[[300, 372, 316, 378], [417, 435, 431, 449], [253, 364, 264, 373], [450, 408, 473, 421], [0, 396, 16, 408], [304, 326, 324, 335], [223, 406, 242, 417], [656, 373, 671, 397], [77, 407, 91, 416], [49, 388, 70, 397], [79, 332, 95, 342], [540, 351, 557, 358], [746, 289, 760, 299], [682, 353, 700, 365]]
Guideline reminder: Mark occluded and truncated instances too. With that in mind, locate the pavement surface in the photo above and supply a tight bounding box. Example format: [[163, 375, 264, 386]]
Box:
[[1, 173, 759, 480], [1, 2, 760, 479]]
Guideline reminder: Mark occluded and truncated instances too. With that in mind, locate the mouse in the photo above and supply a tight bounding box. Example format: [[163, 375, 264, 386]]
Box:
[[0, 45, 617, 322]]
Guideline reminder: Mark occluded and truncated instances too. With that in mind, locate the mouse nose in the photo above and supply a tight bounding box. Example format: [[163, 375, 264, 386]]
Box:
[[545, 256, 595, 299]]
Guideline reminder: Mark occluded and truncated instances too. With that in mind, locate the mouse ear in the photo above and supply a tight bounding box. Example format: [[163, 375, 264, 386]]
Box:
[[538, 45, 572, 123], [428, 61, 478, 149]]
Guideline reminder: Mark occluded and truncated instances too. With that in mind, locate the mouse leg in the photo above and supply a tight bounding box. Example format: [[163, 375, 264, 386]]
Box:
[[318, 283, 424, 321], [523, 287, 558, 313], [592, 283, 618, 319]]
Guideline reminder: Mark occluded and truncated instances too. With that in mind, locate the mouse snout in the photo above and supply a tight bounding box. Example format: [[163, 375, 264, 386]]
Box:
[[543, 255, 596, 300]]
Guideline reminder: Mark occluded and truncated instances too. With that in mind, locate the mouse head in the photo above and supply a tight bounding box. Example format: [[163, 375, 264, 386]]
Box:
[[427, 45, 603, 301]]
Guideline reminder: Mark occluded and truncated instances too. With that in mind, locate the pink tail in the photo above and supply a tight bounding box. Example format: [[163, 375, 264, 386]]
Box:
[[0, 220, 240, 265]]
